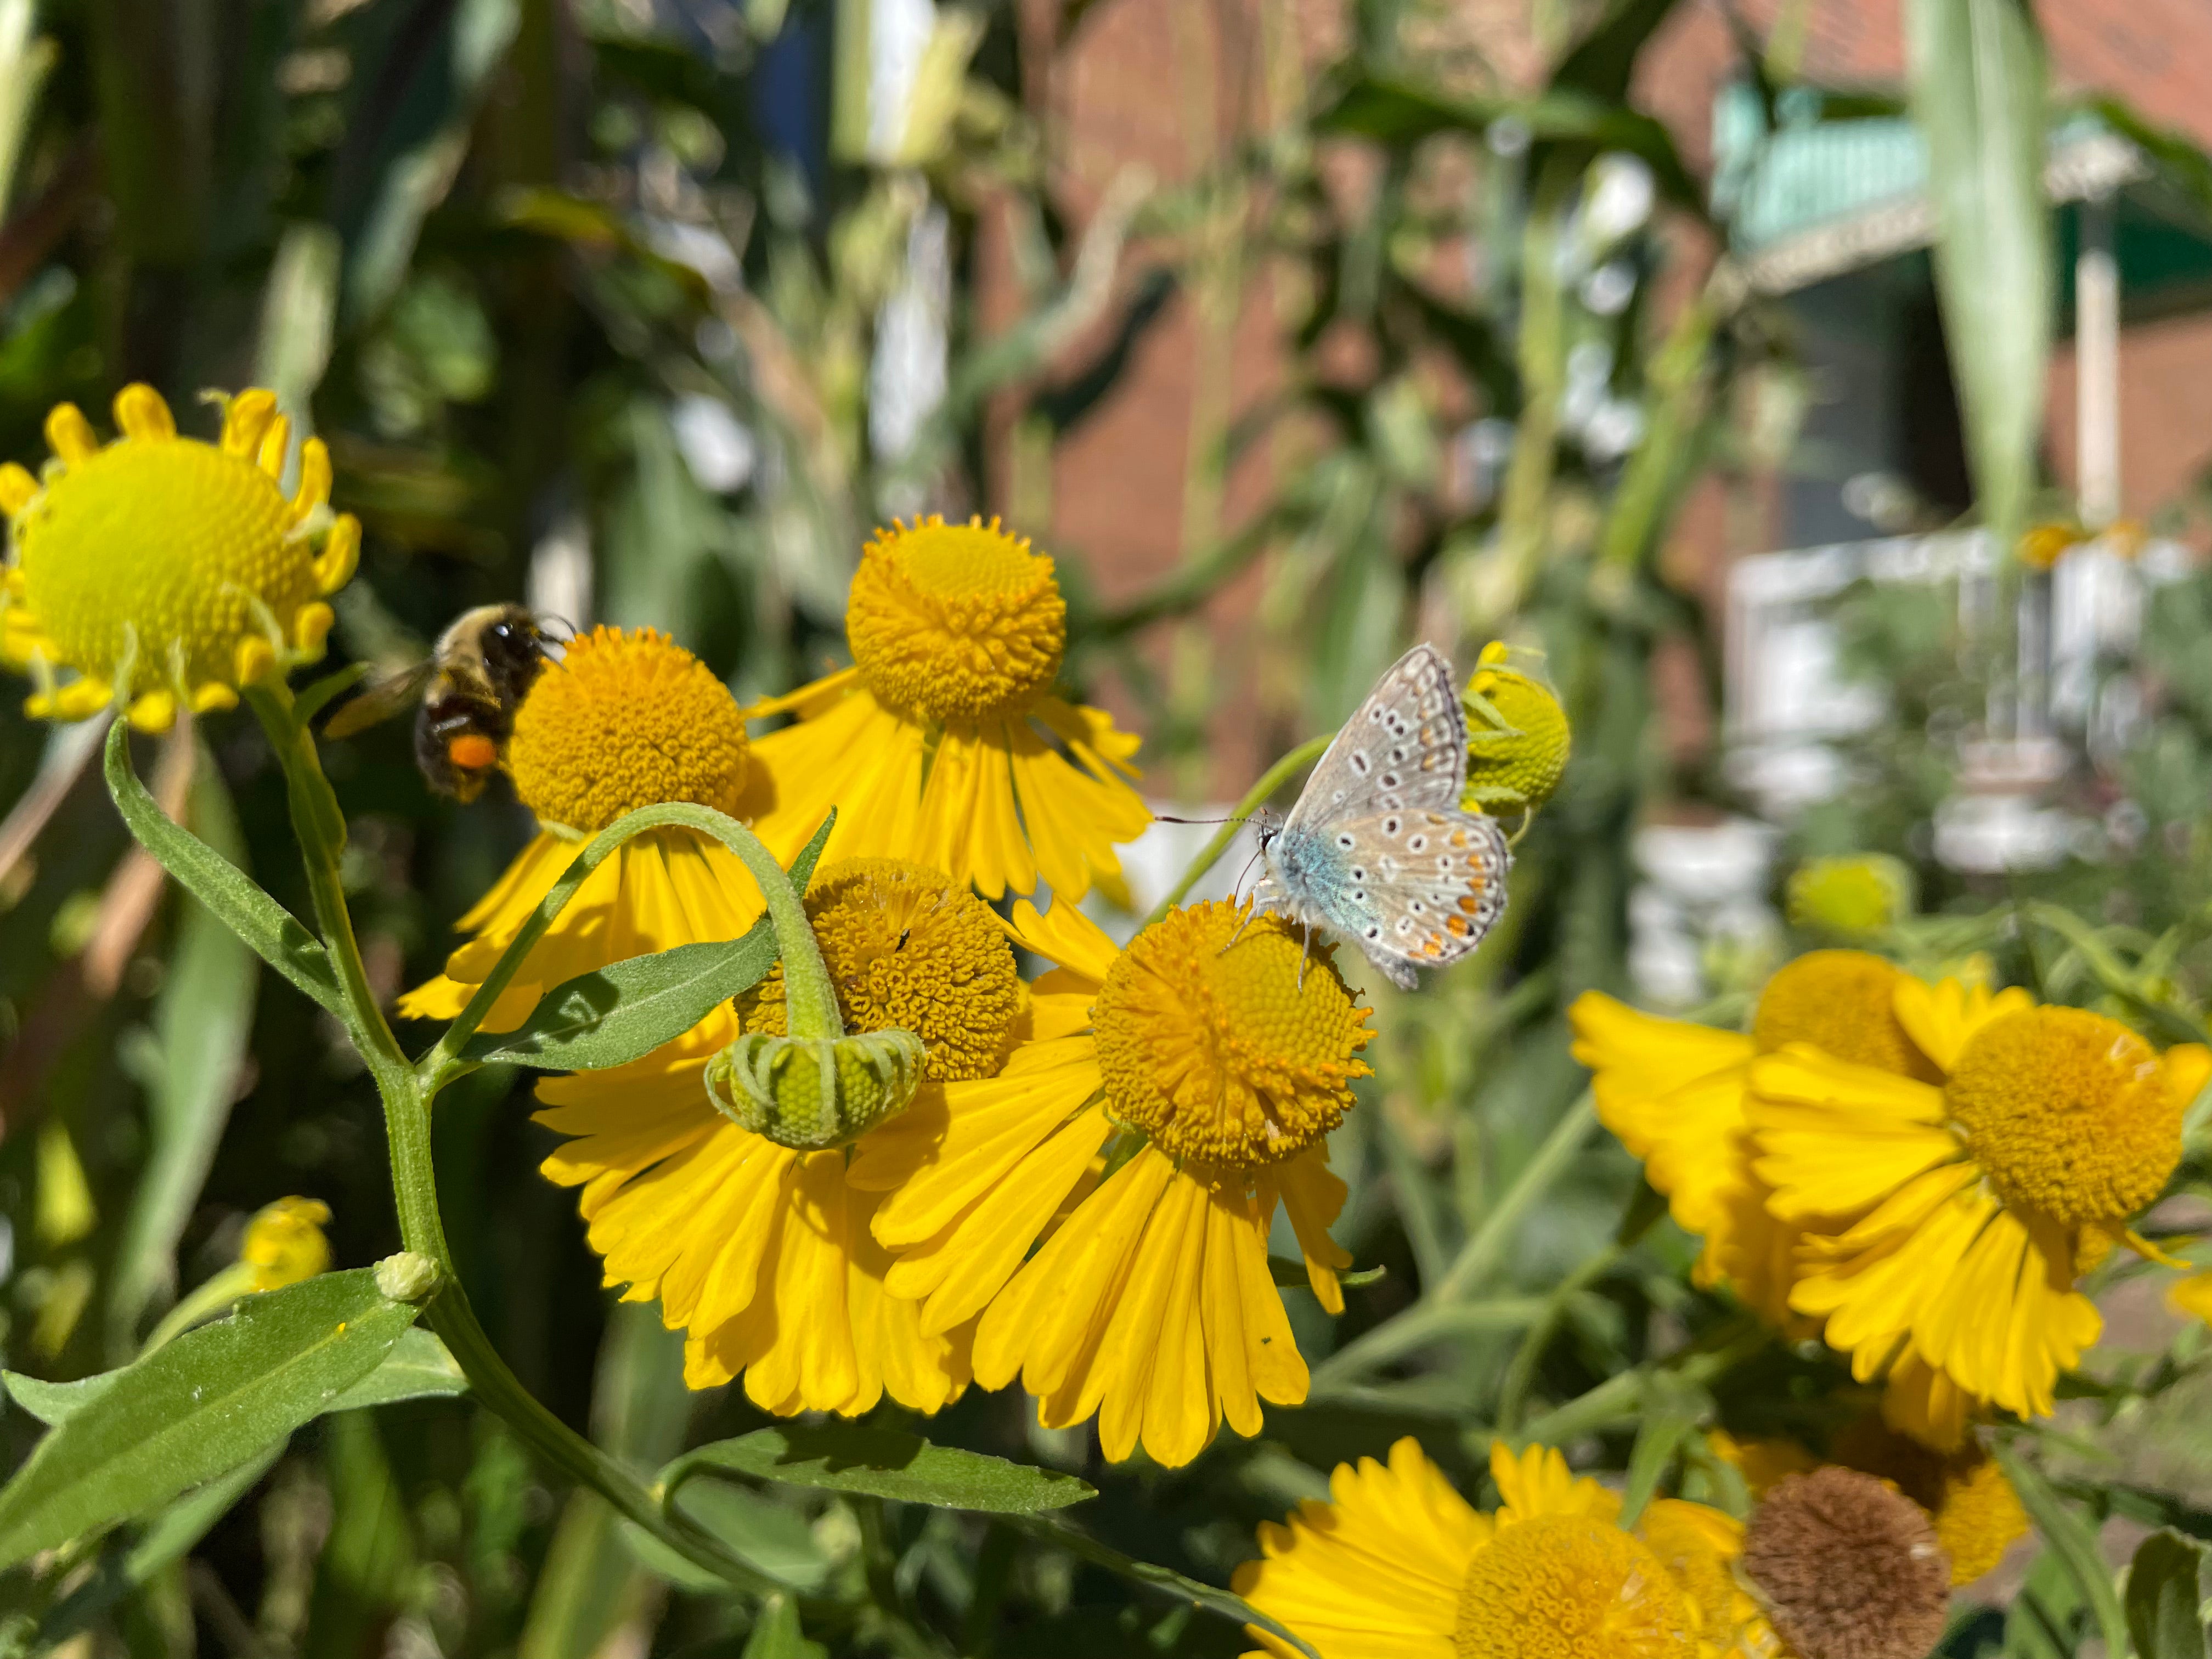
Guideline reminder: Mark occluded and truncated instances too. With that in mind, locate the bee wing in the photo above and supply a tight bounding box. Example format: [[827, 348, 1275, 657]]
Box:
[[323, 660, 435, 739]]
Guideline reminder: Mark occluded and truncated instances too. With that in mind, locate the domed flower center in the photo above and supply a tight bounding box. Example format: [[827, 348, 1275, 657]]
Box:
[[844, 516, 1066, 725], [1091, 901, 1373, 1172], [1451, 1515, 1697, 1659], [1634, 1502, 1744, 1647], [1830, 1418, 2029, 1587], [1, 387, 357, 730], [1944, 1005, 2181, 1226], [740, 858, 1021, 1082], [1753, 950, 1933, 1078], [506, 627, 749, 832], [1786, 854, 1913, 939], [1740, 1468, 1950, 1659], [1463, 642, 1571, 811]]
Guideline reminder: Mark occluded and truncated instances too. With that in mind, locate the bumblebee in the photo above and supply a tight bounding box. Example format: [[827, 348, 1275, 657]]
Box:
[[324, 605, 554, 802]]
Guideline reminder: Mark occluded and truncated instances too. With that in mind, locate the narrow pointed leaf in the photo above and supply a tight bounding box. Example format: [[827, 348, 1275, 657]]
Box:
[[104, 722, 342, 1015], [0, 1271, 417, 1567], [2127, 1530, 2210, 1659], [1997, 1447, 2129, 1659], [663, 1425, 1093, 1515]]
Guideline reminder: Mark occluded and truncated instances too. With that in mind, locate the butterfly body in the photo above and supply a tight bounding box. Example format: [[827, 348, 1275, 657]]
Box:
[[1252, 644, 1513, 990]]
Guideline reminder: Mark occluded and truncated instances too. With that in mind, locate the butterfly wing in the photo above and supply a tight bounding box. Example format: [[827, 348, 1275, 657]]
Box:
[[1262, 807, 1511, 991], [1282, 643, 1468, 833]]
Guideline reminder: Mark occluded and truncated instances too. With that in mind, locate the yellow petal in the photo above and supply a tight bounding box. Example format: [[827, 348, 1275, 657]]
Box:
[[1891, 976, 2034, 1074], [0, 461, 38, 514], [219, 389, 280, 457], [112, 383, 176, 441]]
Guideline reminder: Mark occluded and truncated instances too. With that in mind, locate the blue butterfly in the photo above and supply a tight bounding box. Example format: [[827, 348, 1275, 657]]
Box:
[[1252, 644, 1512, 990]]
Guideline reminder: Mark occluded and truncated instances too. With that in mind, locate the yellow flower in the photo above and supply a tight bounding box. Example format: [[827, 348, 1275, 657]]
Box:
[[1748, 978, 2212, 1444], [397, 627, 768, 1031], [1233, 1437, 1763, 1659], [535, 856, 1022, 1413], [241, 1196, 332, 1291], [1462, 641, 1571, 815], [848, 898, 1371, 1466], [0, 386, 358, 731], [742, 517, 1150, 904], [1570, 950, 1937, 1331], [2016, 521, 2084, 572]]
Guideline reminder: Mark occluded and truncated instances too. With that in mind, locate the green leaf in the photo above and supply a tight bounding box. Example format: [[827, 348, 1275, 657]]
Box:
[[1997, 1446, 2130, 1659], [4, 1368, 115, 1426], [326, 1327, 469, 1411], [1906, 0, 2051, 549], [742, 1595, 826, 1659], [1616, 1376, 1703, 1528], [2128, 1531, 2210, 1659], [108, 752, 261, 1346], [0, 1270, 418, 1567], [458, 811, 834, 1072], [618, 1481, 827, 1594], [103, 721, 342, 1016], [38, 1443, 286, 1643], [664, 1425, 1094, 1515]]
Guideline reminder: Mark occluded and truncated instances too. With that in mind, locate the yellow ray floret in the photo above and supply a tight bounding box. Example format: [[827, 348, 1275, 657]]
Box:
[[0, 385, 358, 731]]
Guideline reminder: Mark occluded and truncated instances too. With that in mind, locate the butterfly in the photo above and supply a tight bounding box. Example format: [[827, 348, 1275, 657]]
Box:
[[1251, 643, 1512, 991]]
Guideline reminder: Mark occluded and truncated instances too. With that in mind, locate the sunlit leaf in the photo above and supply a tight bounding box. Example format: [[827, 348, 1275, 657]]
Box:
[[663, 1425, 1094, 1515]]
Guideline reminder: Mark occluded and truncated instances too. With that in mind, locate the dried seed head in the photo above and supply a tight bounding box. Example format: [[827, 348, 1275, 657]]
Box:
[[1740, 1467, 1950, 1659]]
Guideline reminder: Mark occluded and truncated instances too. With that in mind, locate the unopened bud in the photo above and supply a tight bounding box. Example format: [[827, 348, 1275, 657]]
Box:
[[374, 1250, 442, 1304], [1786, 854, 1913, 939], [704, 1027, 926, 1150], [1463, 642, 1571, 815]]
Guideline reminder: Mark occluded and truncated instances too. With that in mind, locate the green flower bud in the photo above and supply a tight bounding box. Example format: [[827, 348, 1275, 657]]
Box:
[[703, 1026, 926, 1151], [374, 1250, 443, 1304], [1786, 854, 1914, 939], [1463, 641, 1571, 815]]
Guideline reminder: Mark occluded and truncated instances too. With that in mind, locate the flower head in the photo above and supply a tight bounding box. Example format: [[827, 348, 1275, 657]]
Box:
[[533, 851, 1022, 1414], [1462, 641, 1571, 814], [1092, 902, 1372, 1169], [845, 517, 1064, 724], [1, 387, 358, 731], [1749, 974, 2211, 1440], [851, 898, 1370, 1465], [508, 625, 749, 832], [1739, 1468, 1950, 1659], [1235, 1438, 1757, 1659], [742, 517, 1149, 903], [241, 1196, 332, 1291], [740, 859, 1023, 1082]]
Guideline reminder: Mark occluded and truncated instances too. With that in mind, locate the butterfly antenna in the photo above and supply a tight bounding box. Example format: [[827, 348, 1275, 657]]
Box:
[[1153, 813, 1251, 826]]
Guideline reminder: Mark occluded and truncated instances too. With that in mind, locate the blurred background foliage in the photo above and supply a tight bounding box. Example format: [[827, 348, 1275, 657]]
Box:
[[1, 0, 2210, 1652]]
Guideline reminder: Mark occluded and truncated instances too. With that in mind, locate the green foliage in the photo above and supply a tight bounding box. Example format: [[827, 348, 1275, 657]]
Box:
[[664, 1426, 1097, 1516]]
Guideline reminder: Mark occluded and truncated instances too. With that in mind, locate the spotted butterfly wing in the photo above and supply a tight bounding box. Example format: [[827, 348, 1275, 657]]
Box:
[[1254, 644, 1513, 990]]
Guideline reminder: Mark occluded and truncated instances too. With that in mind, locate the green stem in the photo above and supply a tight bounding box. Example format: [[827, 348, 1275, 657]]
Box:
[[1435, 1090, 1594, 1302], [1495, 1243, 1621, 1431], [1143, 731, 1333, 929], [419, 804, 834, 1090], [242, 692, 778, 1599], [1306, 1297, 1547, 1395], [2021, 901, 2212, 1048]]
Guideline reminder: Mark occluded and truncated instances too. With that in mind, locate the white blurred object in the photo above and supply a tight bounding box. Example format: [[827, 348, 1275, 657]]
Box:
[[528, 513, 594, 637], [871, 204, 951, 478], [1628, 819, 1780, 1007], [671, 393, 757, 493], [1085, 809, 1262, 946], [1577, 154, 1655, 257], [868, 0, 936, 160]]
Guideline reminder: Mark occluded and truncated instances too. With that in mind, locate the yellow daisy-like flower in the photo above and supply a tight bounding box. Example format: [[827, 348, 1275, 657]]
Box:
[[536, 856, 1024, 1412], [848, 897, 1372, 1466], [743, 517, 1150, 904], [1233, 1437, 1765, 1659], [1748, 978, 2212, 1444], [396, 626, 769, 1031], [1570, 950, 1938, 1330], [0, 386, 359, 731]]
